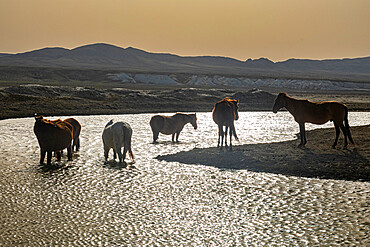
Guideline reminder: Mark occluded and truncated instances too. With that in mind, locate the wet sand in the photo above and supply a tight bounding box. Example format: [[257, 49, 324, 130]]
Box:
[[157, 125, 370, 181]]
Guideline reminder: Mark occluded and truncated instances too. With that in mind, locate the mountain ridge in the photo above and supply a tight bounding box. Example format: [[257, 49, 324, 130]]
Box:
[[0, 43, 369, 81]]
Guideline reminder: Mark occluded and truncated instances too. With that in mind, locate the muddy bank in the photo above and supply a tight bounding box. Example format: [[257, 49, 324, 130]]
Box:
[[157, 125, 370, 181], [1, 84, 369, 120], [0, 85, 276, 119]]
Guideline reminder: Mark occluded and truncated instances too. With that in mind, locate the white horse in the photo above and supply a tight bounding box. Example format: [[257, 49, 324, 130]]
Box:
[[102, 120, 134, 163]]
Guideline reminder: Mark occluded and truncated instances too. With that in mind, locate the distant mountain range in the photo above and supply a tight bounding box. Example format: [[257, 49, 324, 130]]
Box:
[[0, 43, 369, 81]]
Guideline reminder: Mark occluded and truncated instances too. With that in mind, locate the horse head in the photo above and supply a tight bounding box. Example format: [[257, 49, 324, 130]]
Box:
[[189, 113, 197, 130], [34, 113, 44, 121], [273, 93, 287, 113], [105, 120, 114, 128]]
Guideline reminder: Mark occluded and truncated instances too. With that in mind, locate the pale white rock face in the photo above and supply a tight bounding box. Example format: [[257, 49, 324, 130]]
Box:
[[133, 74, 179, 85], [107, 73, 370, 91]]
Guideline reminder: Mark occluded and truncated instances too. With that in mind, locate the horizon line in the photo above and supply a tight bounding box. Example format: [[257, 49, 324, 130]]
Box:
[[1, 42, 369, 63]]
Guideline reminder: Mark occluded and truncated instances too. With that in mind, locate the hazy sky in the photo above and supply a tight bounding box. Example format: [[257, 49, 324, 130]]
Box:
[[0, 0, 369, 61]]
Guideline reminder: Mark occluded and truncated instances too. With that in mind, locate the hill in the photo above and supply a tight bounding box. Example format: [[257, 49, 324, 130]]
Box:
[[0, 43, 369, 82]]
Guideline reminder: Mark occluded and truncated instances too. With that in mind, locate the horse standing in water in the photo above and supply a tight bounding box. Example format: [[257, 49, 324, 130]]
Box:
[[150, 113, 197, 143], [33, 115, 73, 165], [212, 97, 239, 150], [102, 120, 134, 163], [63, 118, 81, 152], [272, 92, 355, 148]]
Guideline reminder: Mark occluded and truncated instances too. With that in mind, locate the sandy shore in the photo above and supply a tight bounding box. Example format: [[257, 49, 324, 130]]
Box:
[[157, 125, 370, 181]]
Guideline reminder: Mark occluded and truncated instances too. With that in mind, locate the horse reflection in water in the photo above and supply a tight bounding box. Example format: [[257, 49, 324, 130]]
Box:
[[150, 113, 197, 143], [212, 97, 239, 150], [102, 120, 135, 163], [273, 92, 355, 148]]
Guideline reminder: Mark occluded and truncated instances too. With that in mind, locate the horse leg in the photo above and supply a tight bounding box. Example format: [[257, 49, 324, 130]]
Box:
[[172, 133, 175, 143], [56, 151, 62, 161], [217, 125, 222, 148], [332, 122, 340, 148], [115, 143, 124, 163], [116, 149, 123, 163], [47, 151, 52, 165], [67, 145, 72, 161], [298, 123, 306, 147], [229, 124, 233, 151], [104, 145, 110, 161], [225, 125, 229, 149], [75, 138, 80, 152], [339, 122, 348, 148], [176, 131, 180, 142], [219, 125, 224, 149], [122, 147, 128, 163], [40, 149, 46, 164], [113, 150, 117, 160], [153, 131, 159, 143]]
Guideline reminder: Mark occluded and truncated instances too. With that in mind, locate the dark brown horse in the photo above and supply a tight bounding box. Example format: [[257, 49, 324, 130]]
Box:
[[272, 92, 355, 148], [212, 97, 239, 150], [64, 118, 81, 152], [34, 115, 73, 165], [150, 113, 197, 143]]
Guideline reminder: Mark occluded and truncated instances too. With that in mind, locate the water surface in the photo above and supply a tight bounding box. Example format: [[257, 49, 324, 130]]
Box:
[[0, 112, 369, 246]]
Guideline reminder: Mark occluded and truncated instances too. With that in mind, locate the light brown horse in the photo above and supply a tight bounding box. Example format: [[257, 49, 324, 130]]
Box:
[[34, 115, 73, 165], [272, 92, 355, 148], [150, 113, 197, 143], [64, 118, 81, 152], [212, 97, 239, 150]]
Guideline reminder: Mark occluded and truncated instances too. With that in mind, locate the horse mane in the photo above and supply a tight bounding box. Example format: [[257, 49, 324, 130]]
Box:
[[35, 115, 65, 129], [215, 97, 239, 106], [278, 92, 288, 97]]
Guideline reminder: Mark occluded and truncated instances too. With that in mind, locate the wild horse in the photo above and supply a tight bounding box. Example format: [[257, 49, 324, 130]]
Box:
[[272, 92, 355, 148], [212, 97, 239, 150]]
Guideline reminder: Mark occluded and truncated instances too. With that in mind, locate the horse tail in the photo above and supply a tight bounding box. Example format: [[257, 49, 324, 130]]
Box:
[[344, 106, 355, 145], [128, 148, 135, 161], [123, 124, 135, 160], [230, 121, 239, 141]]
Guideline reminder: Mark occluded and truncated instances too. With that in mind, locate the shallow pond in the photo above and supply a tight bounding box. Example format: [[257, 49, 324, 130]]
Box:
[[0, 112, 369, 246]]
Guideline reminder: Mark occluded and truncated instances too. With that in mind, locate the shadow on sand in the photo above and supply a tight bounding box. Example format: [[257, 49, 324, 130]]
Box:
[[156, 126, 370, 182]]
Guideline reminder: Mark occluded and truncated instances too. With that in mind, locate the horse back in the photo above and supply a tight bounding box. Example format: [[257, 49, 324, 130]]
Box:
[[162, 115, 181, 134], [212, 101, 235, 125], [150, 114, 182, 135], [300, 100, 347, 124]]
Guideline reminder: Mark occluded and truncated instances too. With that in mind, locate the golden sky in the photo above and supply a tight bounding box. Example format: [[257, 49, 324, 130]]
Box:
[[0, 0, 369, 61]]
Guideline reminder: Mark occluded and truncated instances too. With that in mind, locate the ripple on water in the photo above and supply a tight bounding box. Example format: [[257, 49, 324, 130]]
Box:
[[0, 112, 369, 245]]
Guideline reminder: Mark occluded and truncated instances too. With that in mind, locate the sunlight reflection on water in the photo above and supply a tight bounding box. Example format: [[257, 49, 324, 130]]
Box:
[[0, 112, 369, 246]]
